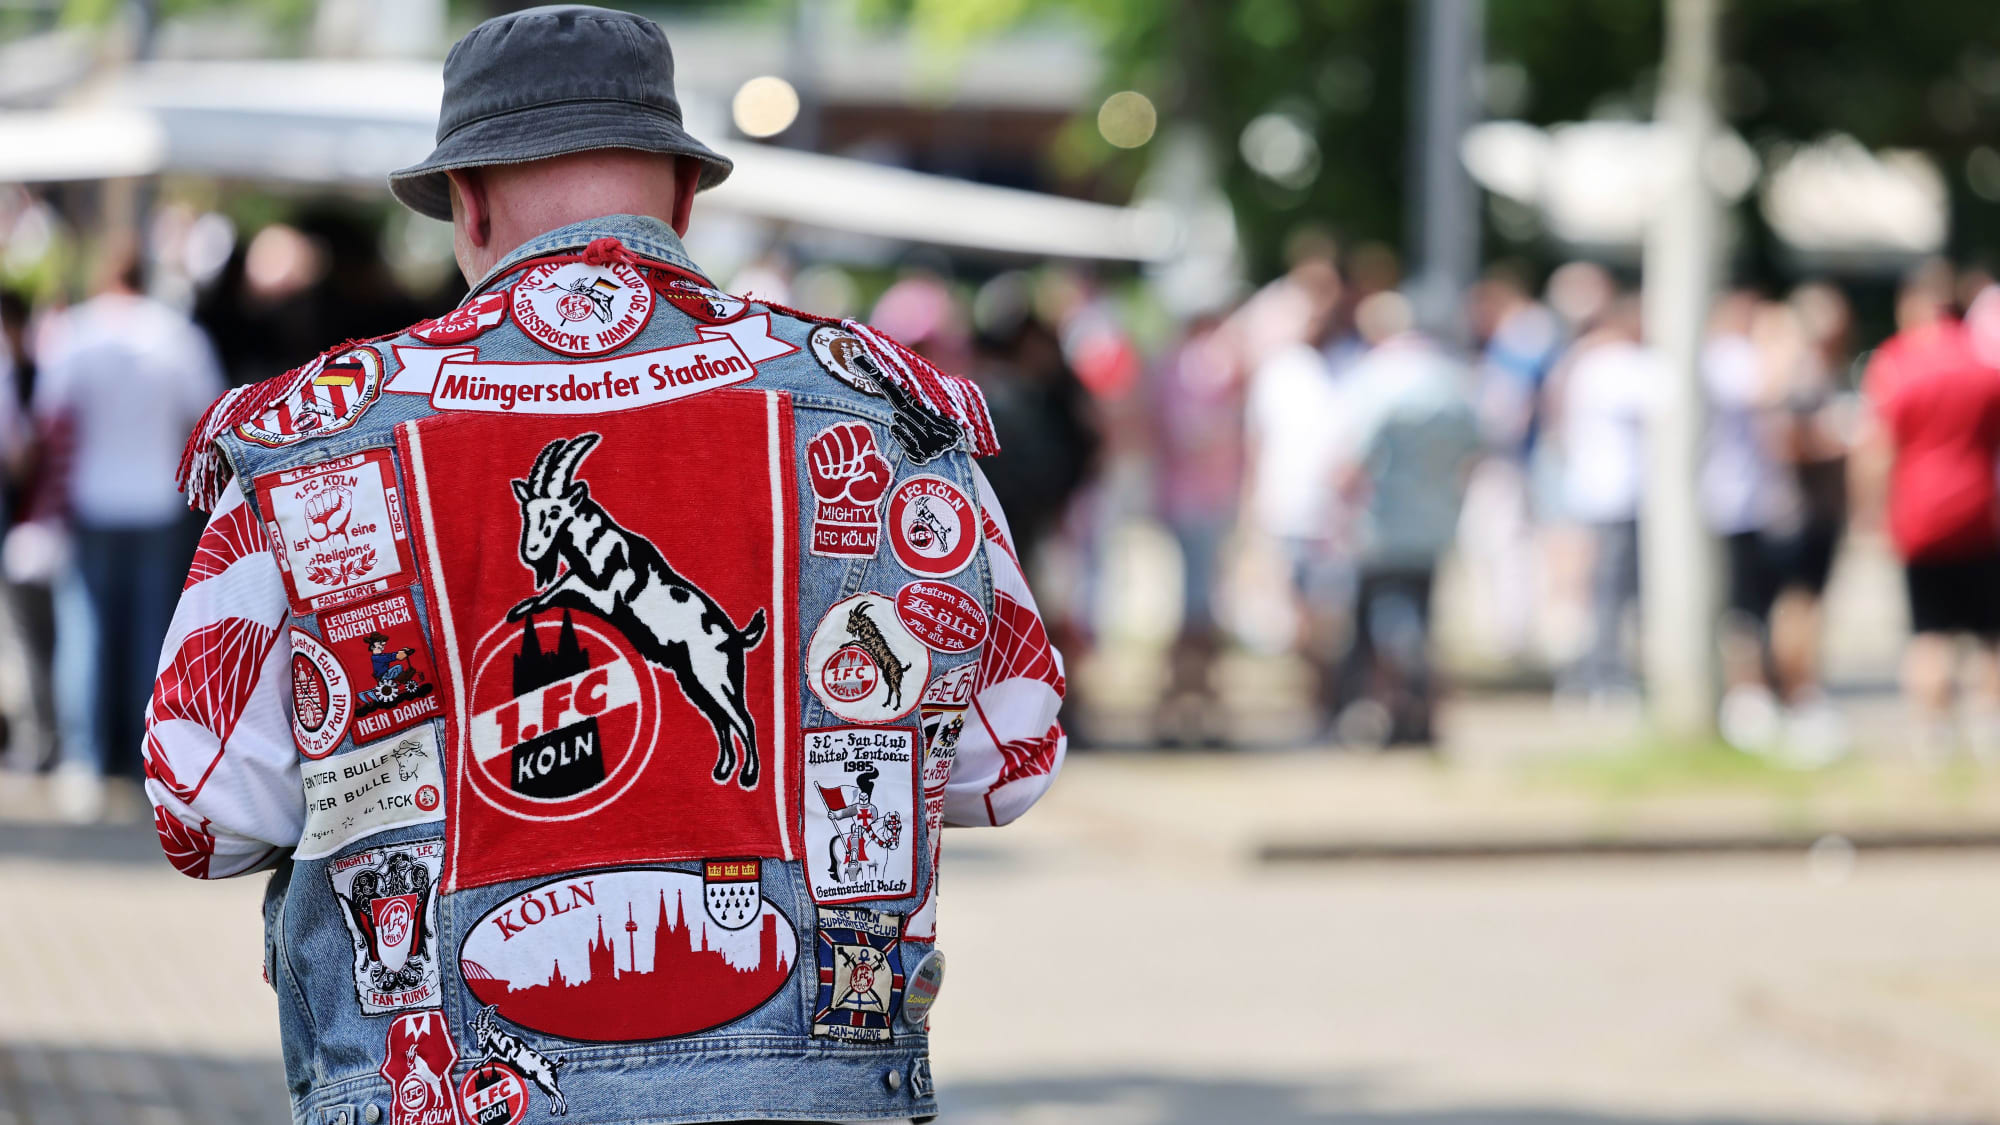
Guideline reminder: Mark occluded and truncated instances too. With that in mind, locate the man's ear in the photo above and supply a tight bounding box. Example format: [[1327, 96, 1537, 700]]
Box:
[[670, 156, 700, 237], [446, 168, 490, 247]]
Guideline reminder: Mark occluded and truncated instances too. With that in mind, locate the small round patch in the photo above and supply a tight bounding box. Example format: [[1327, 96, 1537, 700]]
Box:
[[808, 592, 930, 724], [510, 260, 654, 356], [457, 1060, 529, 1125], [808, 324, 887, 397], [660, 277, 747, 323], [239, 348, 385, 447], [290, 628, 352, 759], [409, 292, 508, 345], [896, 580, 987, 653], [885, 475, 979, 579], [902, 948, 945, 1026]]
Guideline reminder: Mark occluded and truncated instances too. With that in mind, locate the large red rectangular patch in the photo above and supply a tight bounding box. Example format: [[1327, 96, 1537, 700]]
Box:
[[399, 389, 799, 890]]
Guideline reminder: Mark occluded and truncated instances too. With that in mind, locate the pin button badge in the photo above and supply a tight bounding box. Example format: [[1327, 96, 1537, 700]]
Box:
[[902, 948, 946, 1026]]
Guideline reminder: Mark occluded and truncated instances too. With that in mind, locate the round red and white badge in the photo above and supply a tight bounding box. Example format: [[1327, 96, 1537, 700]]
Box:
[[659, 277, 747, 323], [510, 260, 654, 356], [458, 1061, 530, 1125], [885, 475, 978, 578], [291, 628, 352, 759], [807, 592, 930, 724], [410, 292, 507, 345], [463, 612, 660, 822], [895, 580, 987, 653]]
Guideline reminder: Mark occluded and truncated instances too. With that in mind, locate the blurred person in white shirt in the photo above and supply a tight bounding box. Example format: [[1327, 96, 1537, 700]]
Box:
[[1241, 252, 1351, 726], [1553, 296, 1661, 700], [36, 245, 222, 818]]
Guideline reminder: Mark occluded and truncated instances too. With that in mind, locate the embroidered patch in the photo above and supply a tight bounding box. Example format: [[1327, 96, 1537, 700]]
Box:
[[907, 663, 974, 943], [296, 726, 445, 860], [329, 839, 443, 1014], [804, 727, 916, 904], [411, 292, 508, 345], [659, 277, 747, 322], [380, 1009, 458, 1125], [238, 347, 385, 447], [808, 325, 886, 396], [457, 1061, 530, 1125], [886, 475, 978, 579], [459, 868, 796, 1042], [903, 947, 945, 1027], [511, 261, 654, 356], [401, 391, 796, 891], [808, 593, 930, 724], [256, 450, 415, 614], [812, 907, 904, 1043], [471, 1006, 568, 1117], [290, 626, 353, 760], [807, 421, 890, 558], [320, 591, 443, 744], [895, 580, 987, 653], [704, 858, 764, 930]]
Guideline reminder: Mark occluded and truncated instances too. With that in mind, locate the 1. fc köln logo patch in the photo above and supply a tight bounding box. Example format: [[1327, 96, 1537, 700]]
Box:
[[256, 450, 416, 613], [411, 292, 507, 345], [381, 1009, 459, 1125], [458, 867, 797, 1042], [510, 261, 654, 356], [401, 390, 798, 890], [240, 347, 385, 447], [329, 839, 442, 1014]]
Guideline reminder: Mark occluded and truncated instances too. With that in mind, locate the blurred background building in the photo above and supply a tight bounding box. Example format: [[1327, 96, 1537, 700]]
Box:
[[8, 2, 2000, 1123]]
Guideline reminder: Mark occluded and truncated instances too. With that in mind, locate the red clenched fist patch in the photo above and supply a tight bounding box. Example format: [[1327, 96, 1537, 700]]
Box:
[[807, 421, 890, 558]]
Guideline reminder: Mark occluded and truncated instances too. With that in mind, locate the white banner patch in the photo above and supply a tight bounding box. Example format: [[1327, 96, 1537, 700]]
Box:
[[803, 726, 916, 904], [298, 725, 445, 860]]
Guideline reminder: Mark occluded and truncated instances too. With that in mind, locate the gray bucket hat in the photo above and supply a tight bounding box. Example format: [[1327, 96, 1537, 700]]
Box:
[[390, 4, 733, 221]]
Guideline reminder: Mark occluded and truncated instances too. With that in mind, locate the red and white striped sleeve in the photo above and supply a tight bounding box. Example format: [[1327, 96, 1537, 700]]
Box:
[[943, 465, 1067, 828], [144, 476, 301, 878]]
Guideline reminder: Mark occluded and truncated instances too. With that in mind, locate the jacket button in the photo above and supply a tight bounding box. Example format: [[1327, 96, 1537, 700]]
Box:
[[365, 1106, 382, 1124], [883, 1068, 903, 1092]]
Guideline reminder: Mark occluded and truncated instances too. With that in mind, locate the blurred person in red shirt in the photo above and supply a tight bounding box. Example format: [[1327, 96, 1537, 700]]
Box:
[[1860, 260, 2000, 761]]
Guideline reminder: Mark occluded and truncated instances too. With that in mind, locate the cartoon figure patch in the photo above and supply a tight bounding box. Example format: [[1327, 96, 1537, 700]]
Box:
[[511, 260, 654, 356], [812, 907, 904, 1043], [380, 1009, 459, 1125], [321, 591, 442, 743], [256, 449, 415, 613], [808, 592, 930, 724], [459, 868, 796, 1042], [329, 839, 442, 1014], [402, 390, 796, 890], [803, 727, 915, 904], [239, 347, 385, 447]]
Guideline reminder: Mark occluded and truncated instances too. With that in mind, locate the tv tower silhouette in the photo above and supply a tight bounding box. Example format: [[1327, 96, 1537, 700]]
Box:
[[625, 903, 639, 972]]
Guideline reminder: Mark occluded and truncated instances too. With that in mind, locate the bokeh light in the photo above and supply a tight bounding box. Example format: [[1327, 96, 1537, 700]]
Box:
[[1097, 90, 1158, 149], [732, 75, 801, 139]]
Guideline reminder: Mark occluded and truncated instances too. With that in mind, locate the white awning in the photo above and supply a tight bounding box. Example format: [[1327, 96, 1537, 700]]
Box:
[[0, 59, 1176, 262]]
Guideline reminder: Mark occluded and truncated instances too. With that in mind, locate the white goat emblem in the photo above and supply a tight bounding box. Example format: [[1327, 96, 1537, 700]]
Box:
[[508, 434, 768, 788]]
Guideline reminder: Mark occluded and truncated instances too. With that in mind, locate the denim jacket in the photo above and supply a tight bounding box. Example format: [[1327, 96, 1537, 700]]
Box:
[[144, 215, 1067, 1125]]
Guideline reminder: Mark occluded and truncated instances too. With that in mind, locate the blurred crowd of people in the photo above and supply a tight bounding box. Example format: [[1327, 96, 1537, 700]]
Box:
[[11, 191, 2000, 811]]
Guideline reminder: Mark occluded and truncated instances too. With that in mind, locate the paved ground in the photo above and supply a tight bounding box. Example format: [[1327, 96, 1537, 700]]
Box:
[[5, 735, 2000, 1125]]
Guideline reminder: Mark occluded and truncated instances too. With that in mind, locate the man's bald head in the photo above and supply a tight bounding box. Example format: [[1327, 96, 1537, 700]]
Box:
[[445, 148, 702, 284]]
